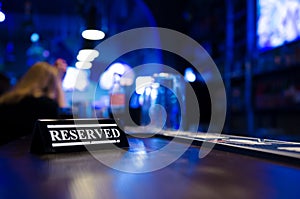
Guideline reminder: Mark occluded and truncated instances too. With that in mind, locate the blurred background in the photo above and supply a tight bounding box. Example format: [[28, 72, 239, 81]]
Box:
[[1, 0, 300, 141]]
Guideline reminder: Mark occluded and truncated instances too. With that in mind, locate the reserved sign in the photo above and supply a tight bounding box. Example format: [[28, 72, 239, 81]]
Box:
[[30, 118, 129, 154]]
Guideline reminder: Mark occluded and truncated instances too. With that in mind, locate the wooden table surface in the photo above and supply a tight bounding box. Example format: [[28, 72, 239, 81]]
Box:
[[1, 135, 300, 199]]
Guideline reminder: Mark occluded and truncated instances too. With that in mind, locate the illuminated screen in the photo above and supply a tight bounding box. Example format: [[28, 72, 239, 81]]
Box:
[[257, 0, 300, 51]]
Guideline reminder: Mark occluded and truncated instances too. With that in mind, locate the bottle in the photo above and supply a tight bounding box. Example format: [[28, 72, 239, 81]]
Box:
[[109, 73, 126, 122]]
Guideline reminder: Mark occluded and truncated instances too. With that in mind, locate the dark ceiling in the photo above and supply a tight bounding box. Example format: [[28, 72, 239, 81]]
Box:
[[1, 0, 226, 39], [2, 0, 77, 15], [0, 0, 229, 76]]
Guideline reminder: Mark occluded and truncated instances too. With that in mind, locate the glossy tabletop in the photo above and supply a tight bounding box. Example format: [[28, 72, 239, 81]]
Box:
[[1, 135, 300, 199]]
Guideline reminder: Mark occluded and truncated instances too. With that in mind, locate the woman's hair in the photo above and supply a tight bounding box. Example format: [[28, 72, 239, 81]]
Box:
[[0, 62, 62, 105]]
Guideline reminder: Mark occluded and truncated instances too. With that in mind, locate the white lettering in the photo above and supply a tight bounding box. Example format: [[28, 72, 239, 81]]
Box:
[[49, 130, 61, 141], [111, 128, 120, 138], [60, 130, 70, 140], [49, 126, 122, 143], [77, 129, 86, 139], [104, 129, 112, 138], [69, 130, 78, 140], [94, 129, 103, 139], [86, 129, 97, 139]]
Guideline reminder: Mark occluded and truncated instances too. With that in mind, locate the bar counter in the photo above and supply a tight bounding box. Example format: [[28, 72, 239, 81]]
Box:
[[1, 133, 300, 199]]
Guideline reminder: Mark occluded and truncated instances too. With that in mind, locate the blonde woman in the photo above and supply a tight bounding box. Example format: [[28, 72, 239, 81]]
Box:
[[0, 61, 66, 144]]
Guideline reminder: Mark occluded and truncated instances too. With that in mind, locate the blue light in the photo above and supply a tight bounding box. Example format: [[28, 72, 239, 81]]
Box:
[[30, 33, 39, 43], [0, 11, 5, 22], [184, 68, 196, 82]]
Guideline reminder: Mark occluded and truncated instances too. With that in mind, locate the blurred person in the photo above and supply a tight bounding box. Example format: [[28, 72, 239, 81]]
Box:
[[0, 61, 66, 145]]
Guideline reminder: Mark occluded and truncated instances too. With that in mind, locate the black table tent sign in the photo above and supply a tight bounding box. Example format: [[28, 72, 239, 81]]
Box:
[[30, 118, 129, 154]]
